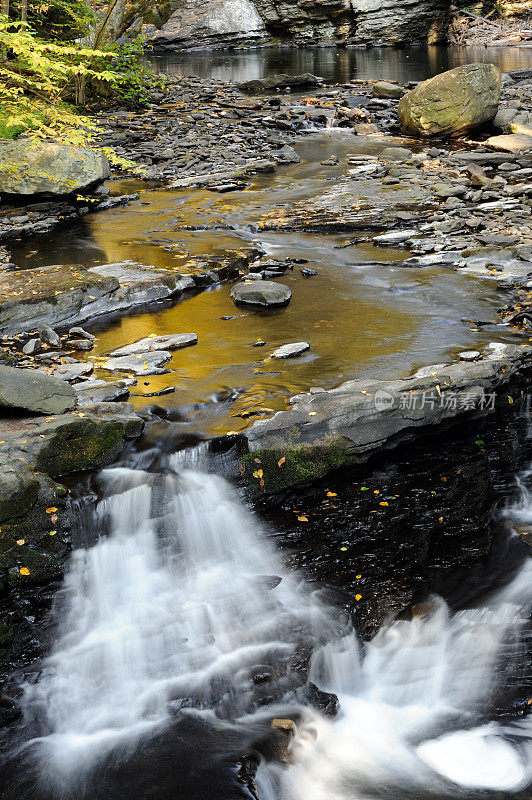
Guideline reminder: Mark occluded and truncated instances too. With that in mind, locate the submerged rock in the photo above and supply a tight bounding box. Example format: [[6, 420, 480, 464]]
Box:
[[0, 140, 110, 196], [398, 64, 501, 137], [0, 364, 76, 415], [231, 281, 292, 308]]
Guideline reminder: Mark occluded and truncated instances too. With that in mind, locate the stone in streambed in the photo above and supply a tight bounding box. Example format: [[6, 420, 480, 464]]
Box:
[[109, 333, 197, 357], [52, 362, 93, 382], [102, 351, 173, 376], [0, 364, 76, 415], [238, 73, 321, 92], [485, 134, 532, 153], [0, 140, 110, 196], [372, 81, 404, 99], [231, 281, 291, 308], [75, 379, 137, 405], [270, 342, 310, 359], [398, 64, 501, 138]]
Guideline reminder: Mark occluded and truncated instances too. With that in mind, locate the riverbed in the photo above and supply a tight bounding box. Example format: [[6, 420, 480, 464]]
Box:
[[1, 45, 531, 800]]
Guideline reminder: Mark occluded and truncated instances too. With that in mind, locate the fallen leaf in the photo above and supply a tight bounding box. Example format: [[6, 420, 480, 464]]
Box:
[[326, 491, 337, 497], [16, 539, 25, 546], [46, 507, 57, 514], [19, 567, 30, 576], [278, 457, 286, 467], [297, 516, 308, 522], [355, 594, 362, 601]]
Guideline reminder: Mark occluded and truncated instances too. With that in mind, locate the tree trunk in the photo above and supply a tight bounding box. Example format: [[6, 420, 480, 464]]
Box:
[[94, 0, 127, 48], [20, 0, 26, 22], [1, 0, 10, 17]]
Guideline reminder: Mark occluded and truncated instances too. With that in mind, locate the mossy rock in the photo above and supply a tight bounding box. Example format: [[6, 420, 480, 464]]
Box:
[[241, 437, 352, 494], [398, 64, 501, 138], [35, 418, 130, 476]]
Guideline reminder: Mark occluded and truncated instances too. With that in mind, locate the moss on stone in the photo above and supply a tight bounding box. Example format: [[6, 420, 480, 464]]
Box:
[[35, 418, 128, 476], [241, 436, 352, 494]]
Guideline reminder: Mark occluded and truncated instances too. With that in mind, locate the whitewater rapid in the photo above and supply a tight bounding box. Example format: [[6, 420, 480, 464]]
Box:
[[20, 446, 532, 798]]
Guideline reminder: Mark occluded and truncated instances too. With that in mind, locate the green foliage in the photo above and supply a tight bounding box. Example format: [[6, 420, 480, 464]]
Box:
[[11, 0, 94, 39], [96, 38, 165, 106]]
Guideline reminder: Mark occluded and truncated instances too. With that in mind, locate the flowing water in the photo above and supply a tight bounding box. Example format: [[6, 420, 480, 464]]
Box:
[[10, 441, 532, 800], [3, 46, 532, 799]]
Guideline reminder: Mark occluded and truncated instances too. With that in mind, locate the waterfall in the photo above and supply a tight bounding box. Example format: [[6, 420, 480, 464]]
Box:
[[20, 446, 531, 798], [22, 451, 333, 786]]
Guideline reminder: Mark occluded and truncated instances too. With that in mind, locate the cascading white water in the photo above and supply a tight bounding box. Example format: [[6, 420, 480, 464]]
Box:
[[23, 451, 333, 783], [22, 446, 532, 798]]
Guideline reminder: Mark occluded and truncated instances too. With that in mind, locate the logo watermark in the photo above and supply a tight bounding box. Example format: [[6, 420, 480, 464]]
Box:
[[374, 388, 496, 412]]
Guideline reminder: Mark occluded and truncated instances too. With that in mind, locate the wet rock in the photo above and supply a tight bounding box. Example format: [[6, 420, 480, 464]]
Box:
[[22, 338, 41, 356], [39, 325, 61, 348], [102, 351, 173, 376], [459, 350, 482, 362], [373, 229, 417, 245], [300, 267, 318, 277], [305, 682, 339, 717], [242, 343, 532, 492], [378, 146, 413, 162], [109, 333, 197, 357], [467, 164, 492, 188], [0, 364, 76, 415], [0, 141, 110, 196], [231, 281, 291, 308], [51, 362, 93, 382], [68, 327, 95, 341], [398, 64, 501, 137], [486, 134, 532, 153], [238, 74, 321, 92], [75, 380, 136, 405], [372, 81, 404, 99], [270, 342, 310, 359]]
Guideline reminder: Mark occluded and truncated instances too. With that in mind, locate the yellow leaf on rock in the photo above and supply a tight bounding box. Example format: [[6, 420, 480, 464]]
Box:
[[46, 507, 57, 513], [355, 594, 362, 601], [19, 567, 30, 576], [278, 457, 286, 467], [326, 491, 337, 497], [297, 516, 308, 522], [16, 539, 25, 546]]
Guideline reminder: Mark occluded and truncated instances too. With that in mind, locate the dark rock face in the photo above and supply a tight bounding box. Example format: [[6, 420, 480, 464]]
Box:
[[153, 0, 450, 48]]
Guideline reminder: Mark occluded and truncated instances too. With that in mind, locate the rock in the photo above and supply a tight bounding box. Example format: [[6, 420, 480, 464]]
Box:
[[300, 267, 318, 277], [231, 281, 291, 308], [0, 140, 110, 196], [270, 342, 310, 359], [52, 362, 93, 382], [109, 333, 197, 357], [75, 380, 136, 405], [275, 145, 301, 164], [152, 0, 268, 50], [492, 107, 519, 132], [238, 74, 321, 92], [102, 351, 173, 376], [68, 339, 94, 351], [69, 326, 95, 341], [150, 0, 448, 48], [467, 164, 492, 187], [459, 351, 482, 362], [433, 183, 467, 199], [0, 364, 76, 415], [242, 344, 532, 492], [378, 146, 413, 162], [372, 81, 404, 99], [0, 262, 195, 335], [39, 325, 61, 348], [398, 64, 501, 138], [485, 134, 532, 153], [373, 230, 417, 245], [22, 337, 41, 356]]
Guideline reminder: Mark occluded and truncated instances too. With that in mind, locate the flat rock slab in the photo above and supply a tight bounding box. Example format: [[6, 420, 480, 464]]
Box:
[[243, 343, 532, 492], [231, 280, 291, 308], [486, 134, 532, 153], [0, 262, 193, 335], [0, 364, 76, 415], [75, 380, 137, 405], [270, 342, 310, 359], [50, 362, 94, 382], [102, 351, 173, 375], [258, 179, 434, 232], [109, 333, 197, 357]]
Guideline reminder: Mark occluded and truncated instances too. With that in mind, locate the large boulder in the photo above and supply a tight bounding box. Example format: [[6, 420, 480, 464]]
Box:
[[153, 0, 267, 48], [231, 280, 291, 308], [0, 364, 76, 415], [0, 140, 110, 196], [398, 64, 502, 138]]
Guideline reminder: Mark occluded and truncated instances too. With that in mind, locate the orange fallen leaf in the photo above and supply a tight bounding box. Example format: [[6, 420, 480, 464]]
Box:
[[297, 516, 308, 522], [19, 567, 30, 576], [46, 507, 57, 514]]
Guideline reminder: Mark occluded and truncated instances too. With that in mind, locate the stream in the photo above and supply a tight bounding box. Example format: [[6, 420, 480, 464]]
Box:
[[1, 46, 532, 799]]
